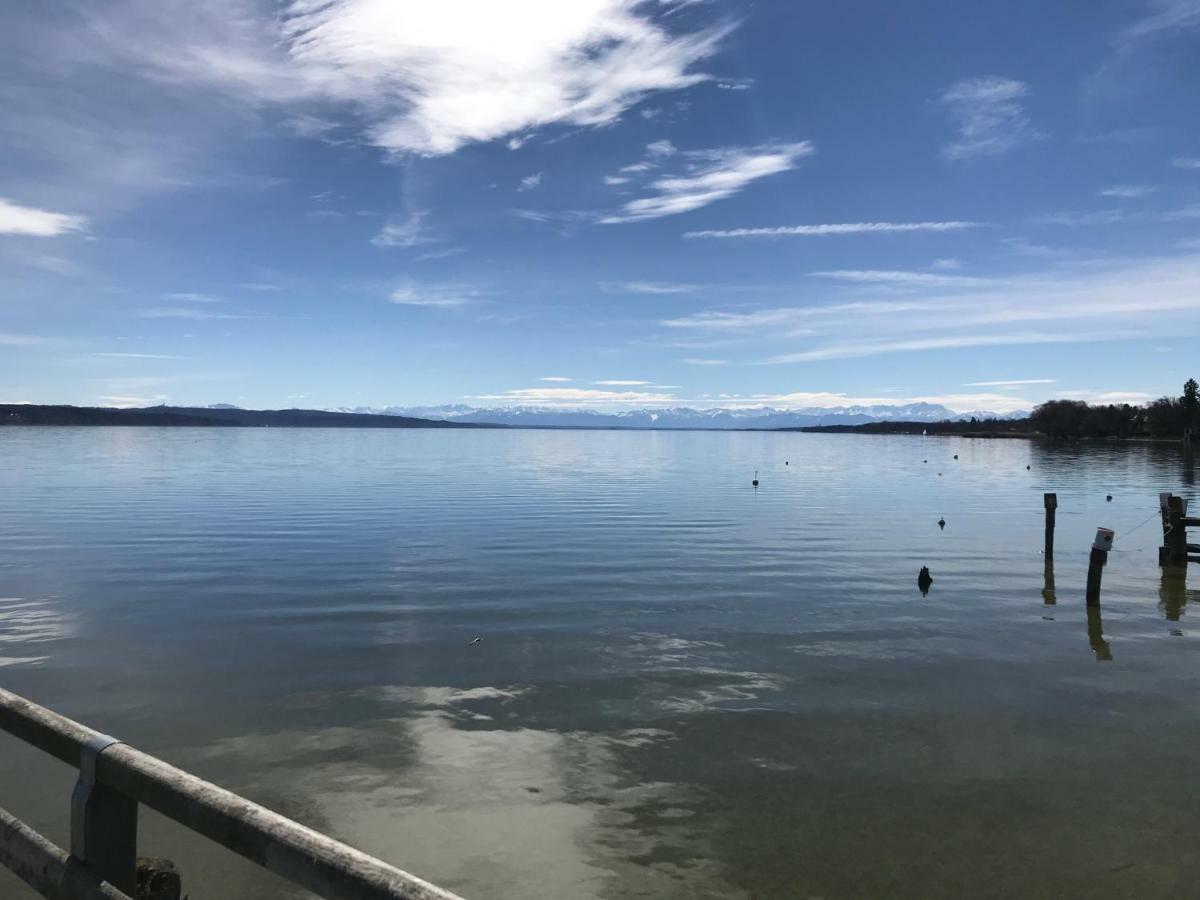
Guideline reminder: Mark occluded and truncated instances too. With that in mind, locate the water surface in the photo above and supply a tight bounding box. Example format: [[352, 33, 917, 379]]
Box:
[[1, 428, 1198, 898]]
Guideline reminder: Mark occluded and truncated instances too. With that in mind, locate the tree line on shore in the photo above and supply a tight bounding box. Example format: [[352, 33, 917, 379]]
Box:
[[1030, 378, 1199, 439]]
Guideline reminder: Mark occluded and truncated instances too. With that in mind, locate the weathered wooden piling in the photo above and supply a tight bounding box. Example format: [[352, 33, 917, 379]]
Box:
[[1086, 606, 1112, 660], [1163, 495, 1189, 568], [1042, 558, 1056, 605], [1086, 527, 1114, 607], [1043, 493, 1057, 558]]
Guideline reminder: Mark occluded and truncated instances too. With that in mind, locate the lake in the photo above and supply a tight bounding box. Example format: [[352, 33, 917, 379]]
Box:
[[1, 427, 1198, 899]]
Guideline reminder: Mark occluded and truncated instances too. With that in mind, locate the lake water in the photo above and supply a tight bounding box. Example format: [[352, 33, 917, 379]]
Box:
[[1, 427, 1198, 899]]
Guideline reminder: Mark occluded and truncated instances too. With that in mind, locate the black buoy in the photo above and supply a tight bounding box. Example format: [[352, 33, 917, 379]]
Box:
[[752, 470, 759, 488], [918, 566, 933, 595], [785, 461, 789, 465], [924, 459, 928, 463], [938, 517, 946, 529], [953, 454, 958, 460], [1106, 495, 1113, 502], [1026, 465, 1031, 470]]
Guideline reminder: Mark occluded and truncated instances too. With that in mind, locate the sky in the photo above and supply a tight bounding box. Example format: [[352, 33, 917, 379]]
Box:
[[2, 0, 1199, 414]]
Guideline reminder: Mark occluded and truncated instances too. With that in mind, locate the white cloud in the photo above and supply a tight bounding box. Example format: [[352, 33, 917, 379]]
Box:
[[126, 0, 731, 157], [604, 176, 630, 185], [136, 307, 256, 320], [1175, 157, 1200, 169], [682, 357, 728, 365], [619, 162, 655, 174], [372, 210, 435, 248], [518, 173, 543, 192], [1100, 184, 1155, 198], [810, 269, 993, 287], [601, 142, 813, 223], [607, 280, 698, 294], [594, 380, 651, 385], [470, 387, 677, 406], [646, 139, 677, 157], [389, 281, 480, 308], [715, 78, 754, 90], [963, 379, 1056, 387], [539, 376, 573, 382], [98, 395, 171, 407], [0, 333, 52, 347], [684, 220, 979, 238], [940, 77, 1042, 160], [0, 198, 88, 237]]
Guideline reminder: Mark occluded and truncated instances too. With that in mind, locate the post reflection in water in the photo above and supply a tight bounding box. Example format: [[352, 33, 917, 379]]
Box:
[[1042, 559, 1056, 606], [1158, 571, 1192, 623], [1086, 606, 1113, 661]]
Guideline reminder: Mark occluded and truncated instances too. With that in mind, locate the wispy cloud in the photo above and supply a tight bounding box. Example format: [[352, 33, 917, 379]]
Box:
[[92, 352, 185, 360], [1033, 210, 1126, 226], [119, 0, 731, 156], [594, 379, 651, 385], [601, 142, 813, 223], [1120, 0, 1200, 41], [518, 173, 543, 192], [684, 220, 979, 239], [963, 379, 1056, 387], [810, 270, 993, 287], [372, 210, 436, 248], [389, 281, 481, 308], [661, 253, 1200, 364], [135, 307, 256, 320], [0, 198, 88, 237], [940, 77, 1042, 160], [0, 333, 53, 347], [682, 357, 729, 366], [540, 376, 573, 382], [606, 281, 698, 294], [1100, 184, 1155, 198], [1175, 157, 1200, 169]]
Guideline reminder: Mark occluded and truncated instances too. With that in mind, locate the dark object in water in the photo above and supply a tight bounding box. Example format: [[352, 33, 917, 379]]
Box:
[[1106, 495, 1113, 501], [953, 454, 958, 459], [917, 566, 933, 595], [752, 470, 759, 487], [785, 461, 789, 465], [938, 518, 946, 529], [468, 637, 481, 646], [1026, 465, 1031, 470]]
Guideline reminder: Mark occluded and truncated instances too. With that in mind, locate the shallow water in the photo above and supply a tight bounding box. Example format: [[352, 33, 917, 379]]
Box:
[[0, 427, 1197, 899]]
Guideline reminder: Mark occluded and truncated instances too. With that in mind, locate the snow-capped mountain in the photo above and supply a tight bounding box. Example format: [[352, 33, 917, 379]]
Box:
[[330, 403, 1028, 429]]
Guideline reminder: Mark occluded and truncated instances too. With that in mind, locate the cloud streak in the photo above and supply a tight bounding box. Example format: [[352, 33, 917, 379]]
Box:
[[684, 220, 979, 238], [601, 142, 813, 223]]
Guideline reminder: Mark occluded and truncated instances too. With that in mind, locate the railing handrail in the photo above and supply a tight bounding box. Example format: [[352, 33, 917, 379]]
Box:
[[0, 688, 464, 900]]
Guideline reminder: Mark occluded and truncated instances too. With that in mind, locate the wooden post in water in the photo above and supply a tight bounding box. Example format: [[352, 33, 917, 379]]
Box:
[[1043, 493, 1057, 559], [1159, 493, 1174, 566], [1086, 527, 1114, 607], [1164, 495, 1188, 568]]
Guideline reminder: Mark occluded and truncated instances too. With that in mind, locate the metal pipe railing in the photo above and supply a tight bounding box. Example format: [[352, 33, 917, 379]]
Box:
[[0, 687, 464, 900]]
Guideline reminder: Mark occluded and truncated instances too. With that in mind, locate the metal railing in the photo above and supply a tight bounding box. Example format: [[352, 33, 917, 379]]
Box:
[[0, 687, 464, 900]]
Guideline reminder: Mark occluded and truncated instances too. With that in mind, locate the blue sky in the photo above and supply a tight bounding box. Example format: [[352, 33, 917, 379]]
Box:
[[2, 0, 1199, 414]]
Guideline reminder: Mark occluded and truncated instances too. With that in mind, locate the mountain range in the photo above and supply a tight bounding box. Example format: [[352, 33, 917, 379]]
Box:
[[330, 403, 1029, 429]]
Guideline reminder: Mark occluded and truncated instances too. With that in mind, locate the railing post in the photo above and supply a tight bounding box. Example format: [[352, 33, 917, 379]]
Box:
[[70, 735, 137, 895]]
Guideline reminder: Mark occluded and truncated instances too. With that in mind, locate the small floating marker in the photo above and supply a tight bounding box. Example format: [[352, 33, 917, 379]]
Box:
[[938, 517, 946, 529], [924, 459, 928, 463], [938, 472, 943, 476], [1106, 495, 1113, 502], [468, 637, 481, 646], [752, 470, 759, 488], [953, 454, 958, 460], [1026, 465, 1031, 470], [785, 461, 789, 465], [917, 566, 933, 596]]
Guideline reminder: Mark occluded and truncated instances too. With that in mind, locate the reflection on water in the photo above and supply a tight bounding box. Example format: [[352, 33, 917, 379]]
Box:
[[1, 428, 1199, 899]]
